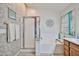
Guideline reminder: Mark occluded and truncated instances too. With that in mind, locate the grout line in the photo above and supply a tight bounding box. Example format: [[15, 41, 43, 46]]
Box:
[[15, 49, 21, 56]]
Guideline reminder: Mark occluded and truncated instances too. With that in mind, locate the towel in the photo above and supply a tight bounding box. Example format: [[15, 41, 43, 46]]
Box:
[[15, 24, 20, 40], [8, 23, 15, 42]]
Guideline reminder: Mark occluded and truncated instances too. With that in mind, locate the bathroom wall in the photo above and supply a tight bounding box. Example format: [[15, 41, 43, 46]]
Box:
[[26, 7, 60, 54], [60, 4, 79, 38], [37, 9, 60, 54], [0, 3, 26, 56]]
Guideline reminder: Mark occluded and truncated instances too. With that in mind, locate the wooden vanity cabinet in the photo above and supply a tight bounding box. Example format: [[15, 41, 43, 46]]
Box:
[[64, 40, 70, 56], [64, 39, 79, 56], [70, 43, 79, 56]]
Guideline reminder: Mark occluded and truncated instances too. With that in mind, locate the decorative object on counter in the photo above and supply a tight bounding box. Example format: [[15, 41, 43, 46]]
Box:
[[45, 19, 54, 28], [77, 34, 79, 39], [8, 8, 16, 20], [58, 33, 60, 39]]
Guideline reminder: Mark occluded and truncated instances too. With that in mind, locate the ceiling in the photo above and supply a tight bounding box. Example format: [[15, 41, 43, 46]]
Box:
[[26, 3, 70, 12]]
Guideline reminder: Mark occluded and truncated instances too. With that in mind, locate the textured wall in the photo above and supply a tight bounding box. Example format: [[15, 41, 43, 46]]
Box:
[[0, 3, 26, 56]]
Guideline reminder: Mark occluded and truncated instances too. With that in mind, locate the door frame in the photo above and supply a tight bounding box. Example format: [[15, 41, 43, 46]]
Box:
[[23, 16, 40, 49]]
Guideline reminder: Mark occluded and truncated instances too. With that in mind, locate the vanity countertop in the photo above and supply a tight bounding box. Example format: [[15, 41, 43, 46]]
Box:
[[64, 38, 79, 45]]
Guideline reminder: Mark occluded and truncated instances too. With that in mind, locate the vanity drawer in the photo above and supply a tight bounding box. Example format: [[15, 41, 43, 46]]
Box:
[[64, 45, 69, 51], [64, 49, 69, 56], [70, 42, 79, 51], [70, 48, 76, 56], [64, 40, 69, 46], [70, 47, 79, 56]]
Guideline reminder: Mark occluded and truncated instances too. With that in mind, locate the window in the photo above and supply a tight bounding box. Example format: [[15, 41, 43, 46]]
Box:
[[68, 11, 73, 36], [61, 10, 75, 37]]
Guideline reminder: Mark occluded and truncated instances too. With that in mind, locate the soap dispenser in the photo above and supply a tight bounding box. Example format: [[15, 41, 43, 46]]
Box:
[[77, 34, 79, 39]]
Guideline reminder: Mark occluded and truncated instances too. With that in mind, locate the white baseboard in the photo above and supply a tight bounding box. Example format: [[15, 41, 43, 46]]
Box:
[[20, 48, 35, 53], [40, 53, 53, 56]]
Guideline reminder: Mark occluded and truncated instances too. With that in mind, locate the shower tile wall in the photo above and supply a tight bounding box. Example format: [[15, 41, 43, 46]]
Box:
[[0, 3, 27, 56]]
